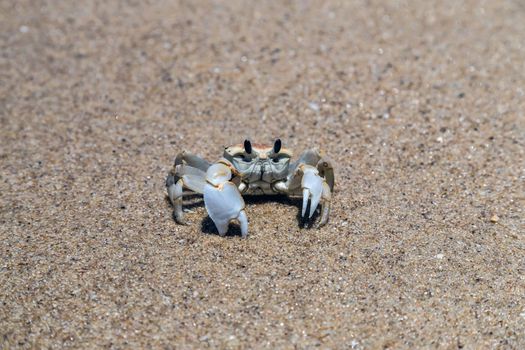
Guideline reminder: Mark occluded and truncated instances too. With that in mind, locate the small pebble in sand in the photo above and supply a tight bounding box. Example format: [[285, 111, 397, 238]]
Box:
[[435, 253, 444, 260], [308, 102, 320, 111], [490, 214, 499, 223]]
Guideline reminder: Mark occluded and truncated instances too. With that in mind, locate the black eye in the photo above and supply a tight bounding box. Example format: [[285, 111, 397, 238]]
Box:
[[244, 139, 252, 154], [273, 139, 281, 153]]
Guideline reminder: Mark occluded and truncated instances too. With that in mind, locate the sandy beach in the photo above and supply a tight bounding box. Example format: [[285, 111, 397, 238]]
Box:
[[1, 0, 524, 348]]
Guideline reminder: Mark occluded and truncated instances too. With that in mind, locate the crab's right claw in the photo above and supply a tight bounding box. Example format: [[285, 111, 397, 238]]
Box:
[[300, 165, 332, 226], [203, 164, 248, 237]]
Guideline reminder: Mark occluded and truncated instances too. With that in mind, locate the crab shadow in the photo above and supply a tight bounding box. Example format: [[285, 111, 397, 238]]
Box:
[[166, 194, 319, 236], [201, 195, 320, 236]]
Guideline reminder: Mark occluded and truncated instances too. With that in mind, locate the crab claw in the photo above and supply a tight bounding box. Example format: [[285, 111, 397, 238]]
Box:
[[203, 163, 248, 237], [300, 165, 324, 219]]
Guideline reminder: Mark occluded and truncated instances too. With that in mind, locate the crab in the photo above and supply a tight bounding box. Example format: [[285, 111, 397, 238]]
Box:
[[166, 139, 334, 237]]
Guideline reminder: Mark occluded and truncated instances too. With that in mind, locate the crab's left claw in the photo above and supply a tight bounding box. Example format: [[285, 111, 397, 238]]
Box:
[[203, 163, 248, 237], [300, 165, 332, 225]]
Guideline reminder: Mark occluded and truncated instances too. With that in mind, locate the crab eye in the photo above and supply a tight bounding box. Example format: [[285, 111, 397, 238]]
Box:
[[244, 139, 252, 154], [273, 139, 281, 153]]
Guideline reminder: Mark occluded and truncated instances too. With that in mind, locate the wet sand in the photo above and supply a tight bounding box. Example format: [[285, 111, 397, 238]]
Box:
[[1, 0, 524, 348]]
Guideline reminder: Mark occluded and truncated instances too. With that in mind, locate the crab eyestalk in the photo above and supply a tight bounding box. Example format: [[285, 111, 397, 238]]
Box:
[[244, 139, 252, 154], [273, 138, 281, 153]]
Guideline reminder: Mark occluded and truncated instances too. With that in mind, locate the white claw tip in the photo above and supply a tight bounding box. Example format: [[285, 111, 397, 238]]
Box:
[[309, 204, 316, 218], [302, 188, 310, 217], [238, 210, 248, 237]]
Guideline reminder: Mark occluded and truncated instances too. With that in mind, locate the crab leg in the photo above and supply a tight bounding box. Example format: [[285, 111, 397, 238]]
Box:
[[166, 164, 207, 224], [203, 163, 248, 237], [167, 152, 212, 224], [318, 182, 332, 226], [175, 151, 211, 171], [168, 178, 184, 223]]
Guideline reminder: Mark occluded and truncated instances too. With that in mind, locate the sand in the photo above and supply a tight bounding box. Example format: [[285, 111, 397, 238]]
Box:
[[1, 0, 524, 348]]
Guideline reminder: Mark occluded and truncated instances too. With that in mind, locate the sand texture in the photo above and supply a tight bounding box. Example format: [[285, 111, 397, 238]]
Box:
[[1, 0, 524, 348]]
